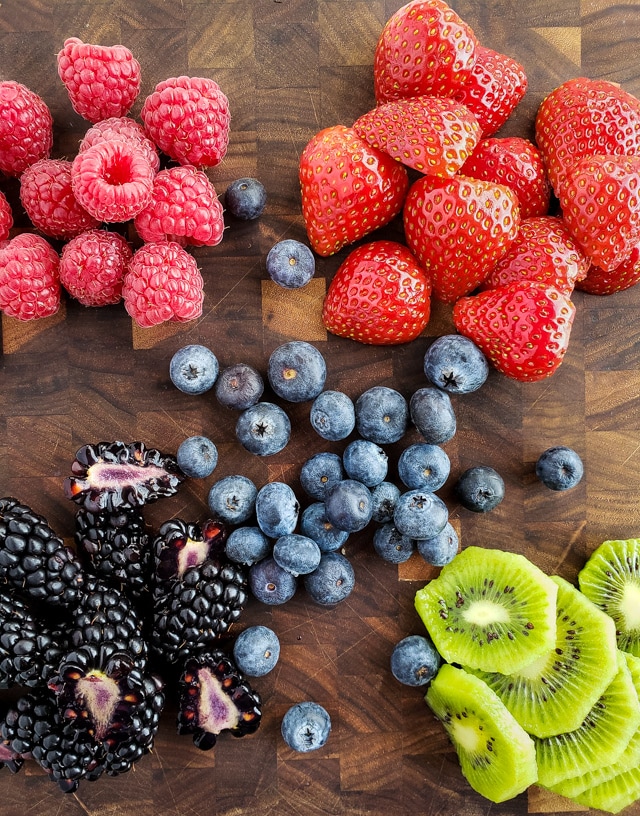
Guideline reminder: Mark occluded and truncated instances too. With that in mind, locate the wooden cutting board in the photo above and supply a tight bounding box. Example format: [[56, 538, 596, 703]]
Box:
[[0, 0, 638, 814]]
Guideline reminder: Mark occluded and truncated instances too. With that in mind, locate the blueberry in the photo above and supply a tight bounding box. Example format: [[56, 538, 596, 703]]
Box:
[[370, 481, 401, 524], [255, 481, 300, 538], [309, 390, 355, 441], [299, 452, 344, 501], [535, 446, 584, 491], [342, 440, 388, 488], [416, 521, 459, 567], [273, 533, 322, 576], [281, 702, 331, 752], [225, 526, 271, 566], [372, 523, 416, 564], [266, 239, 315, 289], [409, 387, 457, 444], [393, 489, 448, 539], [324, 479, 373, 533], [355, 386, 408, 445], [233, 625, 280, 676], [208, 475, 257, 524], [236, 401, 291, 456], [215, 363, 264, 410], [455, 465, 505, 512], [397, 443, 450, 491], [176, 435, 219, 479], [304, 552, 355, 605], [423, 335, 489, 394], [390, 634, 441, 687], [224, 177, 267, 220], [300, 503, 349, 553], [169, 344, 219, 395], [267, 341, 327, 403], [249, 556, 297, 605]]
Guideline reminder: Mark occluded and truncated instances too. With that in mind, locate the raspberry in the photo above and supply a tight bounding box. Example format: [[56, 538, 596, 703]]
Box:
[[57, 37, 141, 124], [134, 165, 224, 246], [122, 241, 204, 328], [0, 233, 60, 320], [0, 81, 53, 177], [19, 158, 100, 240], [0, 190, 13, 241], [79, 117, 160, 173], [71, 140, 154, 223], [140, 76, 230, 167], [59, 229, 132, 307]]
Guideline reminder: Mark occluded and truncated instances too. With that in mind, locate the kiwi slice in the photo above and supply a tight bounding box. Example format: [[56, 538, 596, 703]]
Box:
[[535, 650, 640, 789], [472, 575, 618, 738], [578, 538, 640, 658], [426, 662, 538, 803], [415, 546, 558, 673], [573, 764, 640, 814]]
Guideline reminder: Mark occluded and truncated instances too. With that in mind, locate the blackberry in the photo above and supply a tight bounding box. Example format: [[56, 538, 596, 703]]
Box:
[[0, 497, 85, 607], [177, 650, 261, 750]]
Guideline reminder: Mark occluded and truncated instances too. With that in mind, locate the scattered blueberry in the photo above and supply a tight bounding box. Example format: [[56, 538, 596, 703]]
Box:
[[535, 446, 584, 491], [281, 702, 331, 753], [324, 479, 373, 533], [233, 625, 280, 677], [397, 443, 450, 491], [267, 341, 327, 403], [266, 239, 315, 288], [370, 481, 401, 524], [207, 475, 257, 525], [176, 435, 219, 479], [169, 344, 219, 395], [390, 635, 441, 687], [250, 556, 298, 605], [416, 521, 459, 567], [215, 363, 264, 410], [342, 440, 388, 488], [300, 503, 349, 553], [393, 489, 449, 539], [409, 387, 457, 444], [225, 526, 271, 566], [309, 390, 356, 441], [255, 481, 300, 538], [273, 533, 322, 576], [423, 334, 489, 394], [304, 552, 355, 605], [372, 523, 416, 564], [455, 465, 505, 512], [236, 401, 291, 456], [299, 452, 344, 501], [224, 177, 267, 220], [355, 386, 408, 445]]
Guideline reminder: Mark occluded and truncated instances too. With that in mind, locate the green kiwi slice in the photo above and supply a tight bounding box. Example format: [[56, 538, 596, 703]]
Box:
[[573, 764, 640, 814], [415, 546, 558, 673], [535, 651, 640, 789], [425, 662, 538, 803], [472, 575, 618, 738], [578, 538, 640, 657]]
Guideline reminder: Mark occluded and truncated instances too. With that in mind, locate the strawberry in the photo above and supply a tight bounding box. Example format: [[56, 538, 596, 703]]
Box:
[[298, 125, 409, 257], [352, 96, 481, 176], [453, 281, 576, 382], [480, 216, 588, 296], [322, 240, 431, 345], [373, 0, 478, 104], [453, 46, 527, 138], [460, 136, 551, 219], [403, 174, 520, 303], [576, 244, 640, 296], [558, 154, 640, 273], [535, 77, 640, 196]]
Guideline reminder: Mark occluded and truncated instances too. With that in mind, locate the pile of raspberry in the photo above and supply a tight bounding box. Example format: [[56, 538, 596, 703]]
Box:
[[0, 38, 230, 327]]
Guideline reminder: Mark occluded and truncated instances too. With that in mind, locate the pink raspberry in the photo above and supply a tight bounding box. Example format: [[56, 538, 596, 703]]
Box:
[[122, 241, 204, 328], [134, 165, 224, 247], [140, 76, 230, 167], [19, 158, 100, 239], [0, 81, 53, 177], [57, 37, 141, 124], [79, 117, 160, 172], [71, 140, 154, 223], [0, 232, 60, 320], [0, 190, 13, 241], [59, 229, 132, 307]]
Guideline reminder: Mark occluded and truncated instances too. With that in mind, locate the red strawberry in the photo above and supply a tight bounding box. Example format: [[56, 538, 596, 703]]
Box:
[[299, 125, 409, 257], [480, 216, 588, 296], [460, 136, 551, 219], [373, 0, 478, 104], [576, 244, 640, 295], [453, 281, 576, 382], [558, 154, 640, 272], [403, 174, 520, 303], [322, 240, 431, 345], [453, 46, 528, 137], [353, 96, 481, 176], [535, 77, 640, 196]]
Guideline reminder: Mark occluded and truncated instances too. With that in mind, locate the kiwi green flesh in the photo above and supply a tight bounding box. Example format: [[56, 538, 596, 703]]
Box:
[[426, 663, 538, 803], [473, 575, 618, 738], [415, 546, 558, 673], [578, 538, 640, 658], [535, 651, 640, 789], [573, 764, 640, 814]]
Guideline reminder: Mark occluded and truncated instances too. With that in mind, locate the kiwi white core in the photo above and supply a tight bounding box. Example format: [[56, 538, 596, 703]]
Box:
[[462, 600, 510, 627], [451, 720, 482, 753], [620, 582, 640, 631]]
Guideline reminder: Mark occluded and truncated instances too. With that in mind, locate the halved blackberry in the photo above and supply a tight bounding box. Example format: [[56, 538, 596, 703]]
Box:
[[177, 650, 262, 749], [63, 440, 185, 513], [152, 516, 229, 584], [0, 497, 85, 607]]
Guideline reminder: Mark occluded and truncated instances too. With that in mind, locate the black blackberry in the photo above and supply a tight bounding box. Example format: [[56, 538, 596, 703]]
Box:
[[0, 497, 85, 607]]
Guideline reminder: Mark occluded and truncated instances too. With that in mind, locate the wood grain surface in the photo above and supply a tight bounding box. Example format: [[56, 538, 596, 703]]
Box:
[[0, 1, 639, 814]]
